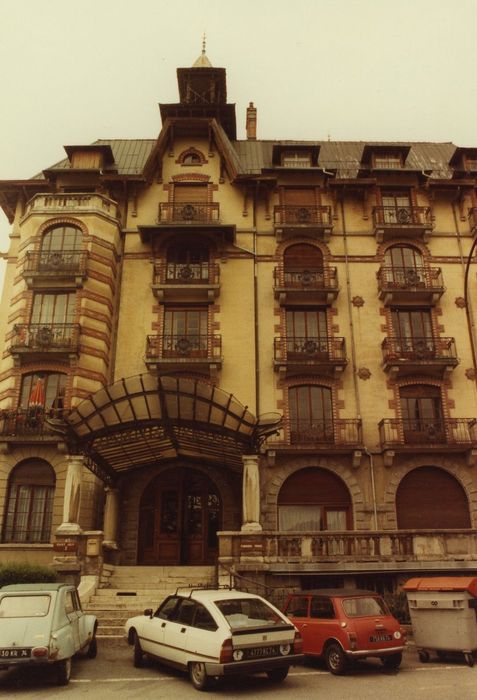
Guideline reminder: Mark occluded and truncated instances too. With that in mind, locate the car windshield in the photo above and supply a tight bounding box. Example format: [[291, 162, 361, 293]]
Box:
[[215, 597, 284, 629], [342, 596, 388, 617], [0, 595, 51, 618]]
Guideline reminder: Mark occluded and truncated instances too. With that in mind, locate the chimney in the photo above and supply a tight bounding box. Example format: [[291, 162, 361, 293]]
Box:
[[246, 102, 257, 140]]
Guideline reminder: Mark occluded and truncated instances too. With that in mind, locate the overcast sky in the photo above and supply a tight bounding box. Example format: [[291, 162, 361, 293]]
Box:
[[1, 0, 477, 288]]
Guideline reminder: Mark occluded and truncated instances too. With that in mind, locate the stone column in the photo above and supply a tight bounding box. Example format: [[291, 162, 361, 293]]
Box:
[[103, 486, 120, 549], [56, 454, 84, 535], [241, 454, 262, 532]]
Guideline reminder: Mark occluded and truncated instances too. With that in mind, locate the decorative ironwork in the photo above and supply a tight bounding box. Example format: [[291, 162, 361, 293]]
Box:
[[0, 407, 69, 438], [382, 336, 457, 363], [268, 418, 362, 446], [146, 334, 222, 361], [154, 262, 220, 286], [377, 266, 443, 292], [373, 206, 432, 227], [24, 250, 87, 275], [158, 202, 220, 224], [274, 336, 346, 363], [11, 323, 80, 352], [379, 417, 475, 447], [274, 265, 338, 291], [274, 205, 332, 227]]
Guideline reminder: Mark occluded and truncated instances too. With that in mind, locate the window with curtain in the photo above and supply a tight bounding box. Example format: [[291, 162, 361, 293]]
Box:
[[2, 461, 55, 543], [399, 385, 444, 443], [31, 293, 76, 325], [289, 385, 333, 442], [384, 245, 424, 286], [163, 308, 208, 356], [391, 308, 433, 354], [20, 372, 67, 414], [41, 225, 82, 252]]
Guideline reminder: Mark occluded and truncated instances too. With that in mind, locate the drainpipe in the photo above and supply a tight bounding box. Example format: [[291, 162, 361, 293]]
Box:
[[253, 183, 260, 417], [364, 447, 379, 530]]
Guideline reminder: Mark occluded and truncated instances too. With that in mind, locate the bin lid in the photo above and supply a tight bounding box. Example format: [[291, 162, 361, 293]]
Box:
[[403, 576, 477, 597]]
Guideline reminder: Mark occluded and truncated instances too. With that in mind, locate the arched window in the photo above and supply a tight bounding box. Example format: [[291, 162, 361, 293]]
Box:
[[289, 385, 333, 442], [284, 244, 324, 285], [41, 225, 82, 253], [278, 467, 351, 531], [2, 460, 55, 543], [396, 466, 471, 529], [166, 237, 210, 282], [384, 245, 424, 286], [183, 152, 202, 165]]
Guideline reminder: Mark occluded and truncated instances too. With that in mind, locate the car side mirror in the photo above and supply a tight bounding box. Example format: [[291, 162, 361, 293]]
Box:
[[144, 608, 153, 618]]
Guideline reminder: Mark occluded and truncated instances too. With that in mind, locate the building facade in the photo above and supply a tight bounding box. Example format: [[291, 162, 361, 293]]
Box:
[[1, 50, 477, 594]]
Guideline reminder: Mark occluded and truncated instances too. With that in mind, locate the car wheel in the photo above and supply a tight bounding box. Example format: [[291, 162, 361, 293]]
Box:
[[324, 642, 348, 675], [56, 657, 72, 686], [87, 635, 98, 659], [418, 650, 430, 663], [189, 661, 210, 691], [266, 666, 289, 683], [133, 635, 144, 668], [381, 652, 402, 670]]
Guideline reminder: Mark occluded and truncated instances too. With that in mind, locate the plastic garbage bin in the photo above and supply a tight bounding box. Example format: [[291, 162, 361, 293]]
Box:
[[403, 576, 477, 666]]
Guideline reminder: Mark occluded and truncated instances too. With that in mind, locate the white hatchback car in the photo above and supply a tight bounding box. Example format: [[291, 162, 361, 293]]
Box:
[[125, 588, 304, 690]]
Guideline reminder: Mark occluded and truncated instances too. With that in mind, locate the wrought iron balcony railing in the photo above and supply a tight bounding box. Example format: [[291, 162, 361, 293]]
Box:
[[373, 206, 432, 228], [10, 323, 80, 352], [0, 407, 68, 438], [382, 336, 458, 363], [377, 266, 444, 292], [274, 205, 333, 227], [274, 336, 346, 363], [274, 265, 338, 291], [268, 418, 362, 446], [153, 262, 220, 286], [379, 418, 476, 447], [146, 334, 222, 362], [23, 250, 88, 275], [158, 202, 220, 224]]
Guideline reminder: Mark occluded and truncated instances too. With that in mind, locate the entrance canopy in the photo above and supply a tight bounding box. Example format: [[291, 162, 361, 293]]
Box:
[[63, 375, 280, 484]]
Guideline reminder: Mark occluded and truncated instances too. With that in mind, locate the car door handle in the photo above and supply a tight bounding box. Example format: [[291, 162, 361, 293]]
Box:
[[181, 627, 186, 633]]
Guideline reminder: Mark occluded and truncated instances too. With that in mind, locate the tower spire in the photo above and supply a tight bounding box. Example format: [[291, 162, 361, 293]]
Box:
[[192, 34, 212, 68]]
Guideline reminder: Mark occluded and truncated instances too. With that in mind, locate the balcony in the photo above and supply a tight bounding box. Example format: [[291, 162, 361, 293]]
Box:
[[373, 206, 433, 242], [22, 193, 120, 222], [218, 529, 477, 575], [152, 262, 220, 302], [265, 419, 362, 466], [381, 336, 458, 378], [145, 334, 222, 377], [274, 336, 347, 378], [377, 266, 444, 306], [273, 205, 333, 242], [468, 207, 477, 234], [379, 418, 477, 466], [10, 323, 80, 365], [22, 250, 88, 289], [0, 407, 68, 446], [273, 265, 339, 305], [158, 202, 220, 224]]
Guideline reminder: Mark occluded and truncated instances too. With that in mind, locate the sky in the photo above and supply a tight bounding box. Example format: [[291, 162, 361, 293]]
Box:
[[1, 0, 477, 288]]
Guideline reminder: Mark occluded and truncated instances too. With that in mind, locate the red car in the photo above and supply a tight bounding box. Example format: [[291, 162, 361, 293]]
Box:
[[283, 589, 405, 674]]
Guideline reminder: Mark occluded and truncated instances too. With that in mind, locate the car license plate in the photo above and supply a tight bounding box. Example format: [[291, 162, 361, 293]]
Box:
[[369, 634, 392, 643], [0, 648, 31, 659], [245, 645, 279, 659]]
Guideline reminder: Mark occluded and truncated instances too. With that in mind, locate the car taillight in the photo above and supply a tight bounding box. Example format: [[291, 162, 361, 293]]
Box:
[[293, 631, 303, 654], [32, 647, 48, 658], [219, 638, 233, 663], [347, 632, 358, 651]]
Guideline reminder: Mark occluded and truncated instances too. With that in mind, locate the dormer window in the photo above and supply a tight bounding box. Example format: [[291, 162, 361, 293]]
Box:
[[465, 158, 477, 171], [177, 148, 207, 166], [282, 152, 311, 168], [183, 153, 202, 165], [373, 154, 402, 169]]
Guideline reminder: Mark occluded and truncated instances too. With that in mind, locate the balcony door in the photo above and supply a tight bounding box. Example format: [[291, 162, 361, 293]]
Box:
[[163, 308, 208, 357], [166, 238, 210, 282], [391, 308, 433, 356], [31, 293, 76, 325], [289, 385, 333, 442], [385, 245, 424, 286], [286, 309, 328, 356], [284, 244, 323, 286], [400, 385, 445, 443], [138, 468, 221, 565], [381, 191, 412, 224]]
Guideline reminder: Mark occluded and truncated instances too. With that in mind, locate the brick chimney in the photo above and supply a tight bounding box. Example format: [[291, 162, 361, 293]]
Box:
[[246, 102, 257, 140]]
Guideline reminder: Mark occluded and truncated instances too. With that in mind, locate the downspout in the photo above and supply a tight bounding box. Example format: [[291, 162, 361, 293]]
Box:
[[364, 447, 379, 529], [253, 183, 260, 418]]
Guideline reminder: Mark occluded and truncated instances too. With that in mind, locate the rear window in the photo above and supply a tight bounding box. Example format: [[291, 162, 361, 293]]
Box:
[[215, 597, 284, 629], [0, 595, 51, 618], [342, 596, 388, 617]]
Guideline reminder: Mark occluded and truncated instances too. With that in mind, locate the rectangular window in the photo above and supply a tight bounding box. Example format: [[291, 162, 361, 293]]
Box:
[[374, 156, 402, 169], [31, 293, 76, 325], [282, 152, 311, 168]]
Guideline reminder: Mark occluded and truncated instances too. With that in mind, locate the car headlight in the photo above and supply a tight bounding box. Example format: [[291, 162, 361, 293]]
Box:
[[233, 650, 244, 661], [394, 631, 402, 640], [279, 644, 291, 656]]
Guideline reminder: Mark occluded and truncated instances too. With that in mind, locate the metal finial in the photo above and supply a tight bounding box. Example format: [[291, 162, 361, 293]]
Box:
[[202, 32, 206, 55]]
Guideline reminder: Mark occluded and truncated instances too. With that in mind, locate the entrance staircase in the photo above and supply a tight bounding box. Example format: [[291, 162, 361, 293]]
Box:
[[84, 564, 217, 642]]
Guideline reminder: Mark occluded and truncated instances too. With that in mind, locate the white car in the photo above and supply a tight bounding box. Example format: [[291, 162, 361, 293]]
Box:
[[125, 588, 304, 690]]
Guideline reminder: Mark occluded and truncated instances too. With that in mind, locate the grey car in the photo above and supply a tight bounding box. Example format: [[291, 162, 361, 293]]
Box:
[[0, 582, 97, 685]]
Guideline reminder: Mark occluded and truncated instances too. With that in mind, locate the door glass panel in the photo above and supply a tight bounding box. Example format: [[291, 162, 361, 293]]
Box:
[[160, 491, 178, 534], [278, 504, 322, 531], [186, 493, 203, 535]]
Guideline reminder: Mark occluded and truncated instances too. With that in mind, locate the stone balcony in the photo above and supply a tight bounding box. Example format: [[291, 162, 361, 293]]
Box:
[[21, 193, 120, 222]]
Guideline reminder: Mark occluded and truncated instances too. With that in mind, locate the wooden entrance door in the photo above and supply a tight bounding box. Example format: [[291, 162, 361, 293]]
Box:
[[138, 468, 221, 565]]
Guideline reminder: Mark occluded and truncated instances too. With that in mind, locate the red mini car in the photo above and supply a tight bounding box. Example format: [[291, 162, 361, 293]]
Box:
[[283, 589, 405, 674]]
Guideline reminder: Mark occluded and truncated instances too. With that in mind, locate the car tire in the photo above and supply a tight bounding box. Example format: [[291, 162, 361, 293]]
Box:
[[87, 635, 98, 659], [381, 652, 402, 670], [56, 657, 72, 686], [266, 666, 289, 683], [189, 661, 210, 691], [324, 642, 348, 675], [133, 635, 144, 668], [418, 650, 430, 663]]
